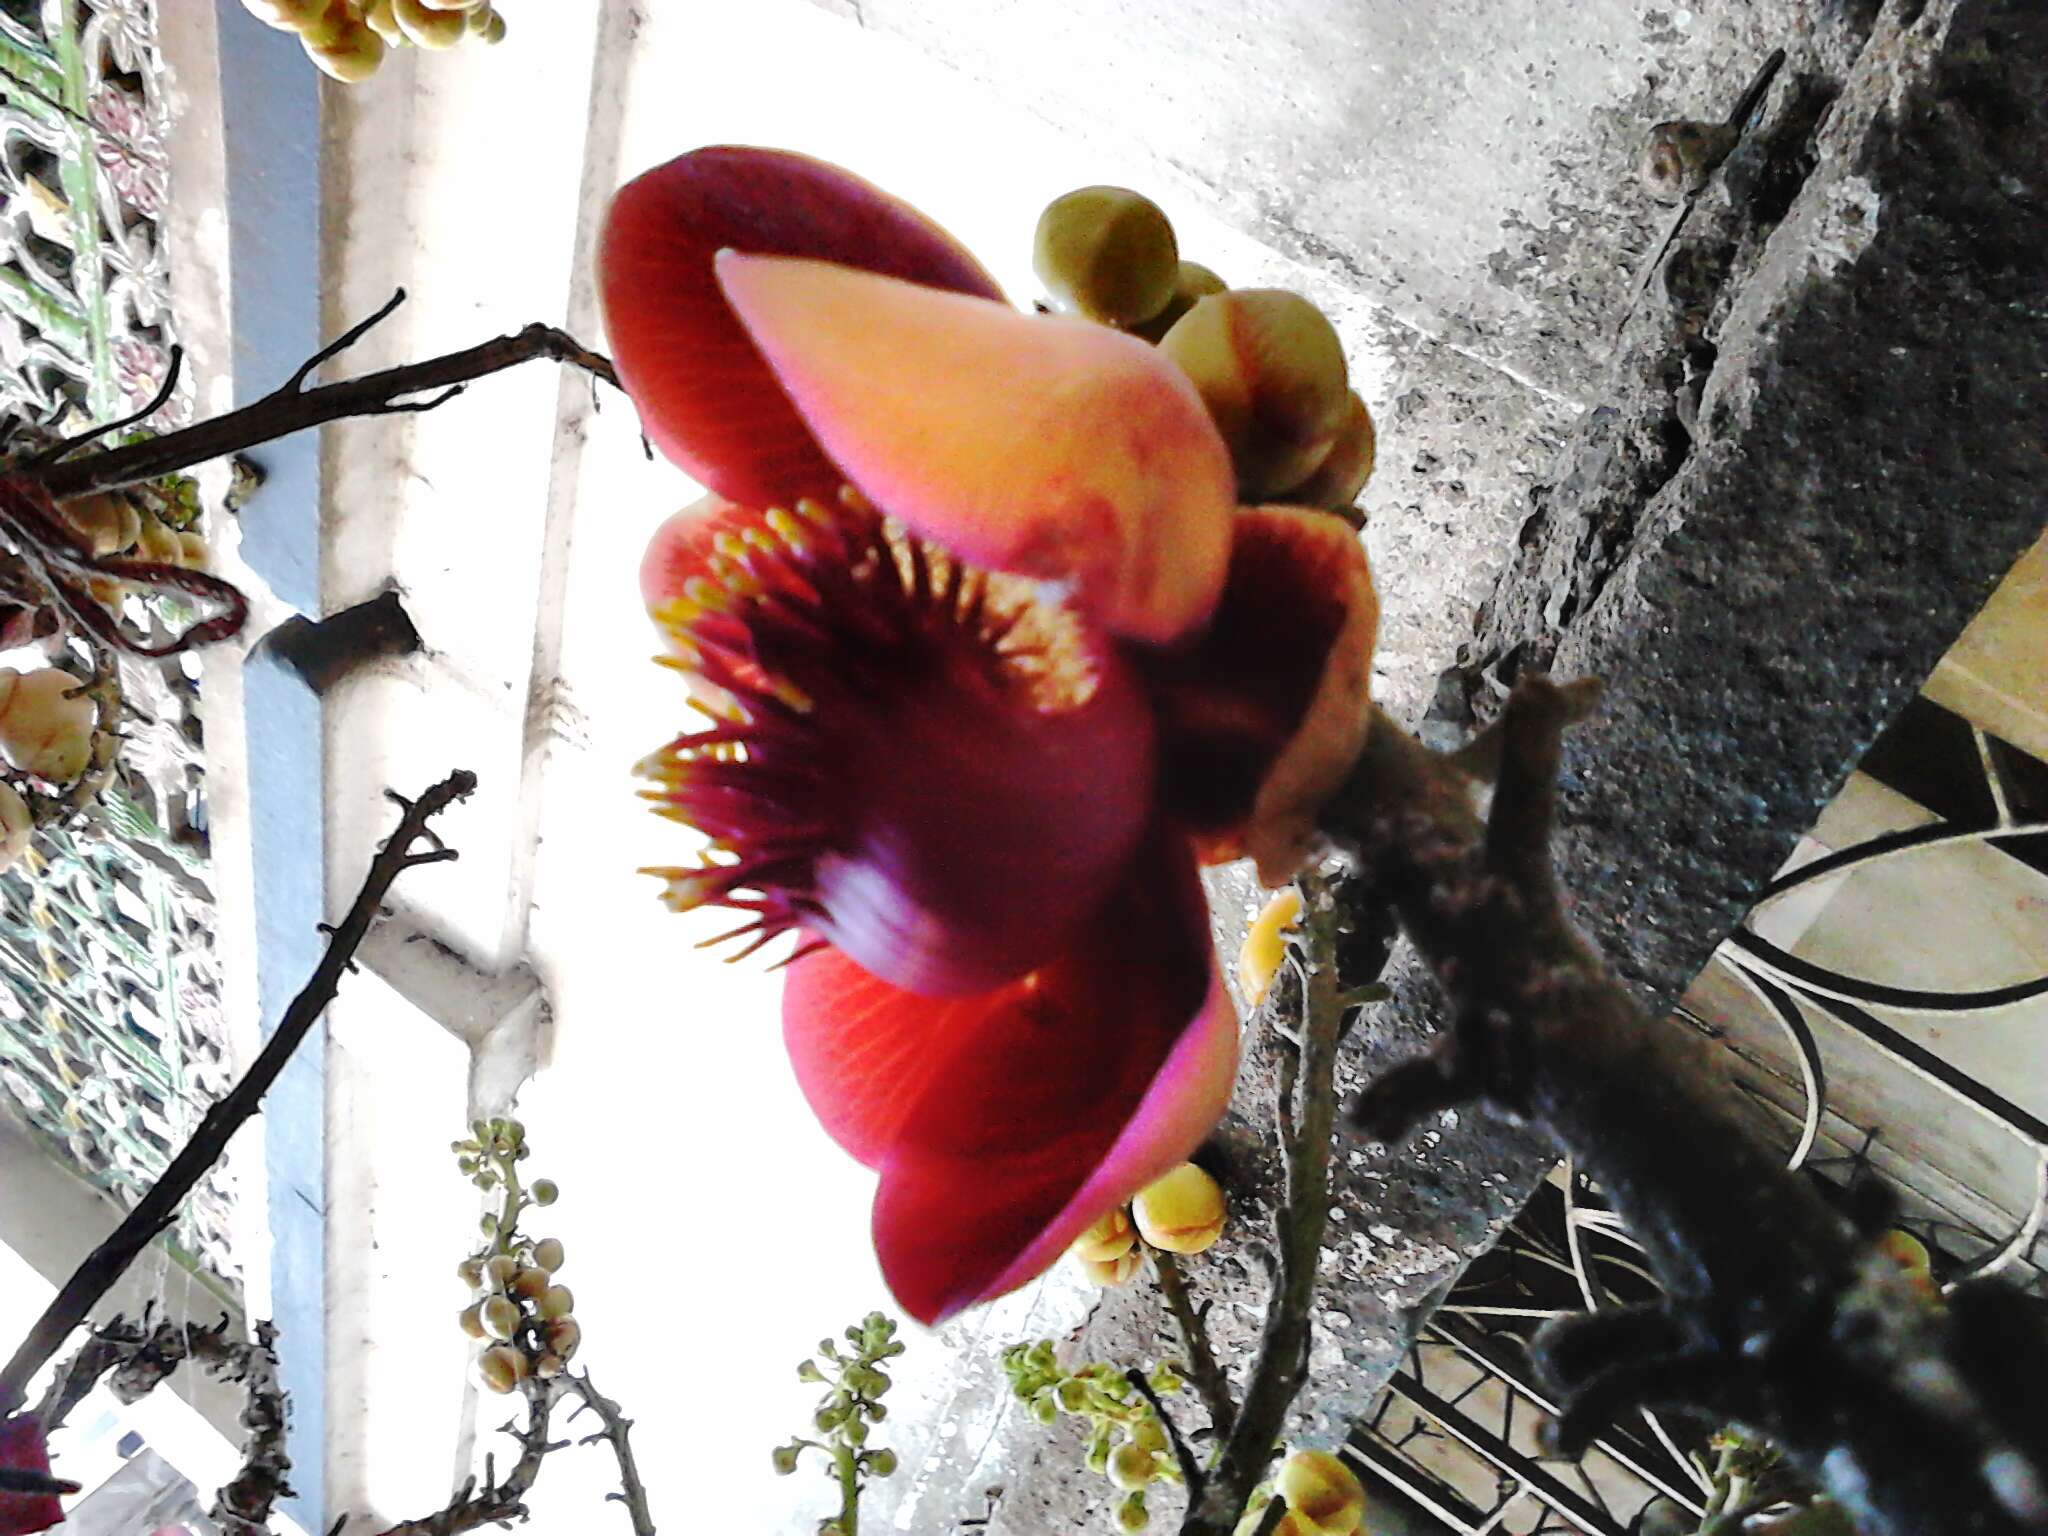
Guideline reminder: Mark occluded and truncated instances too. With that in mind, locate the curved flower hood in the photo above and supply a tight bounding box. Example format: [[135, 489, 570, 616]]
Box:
[[601, 145, 1377, 1322]]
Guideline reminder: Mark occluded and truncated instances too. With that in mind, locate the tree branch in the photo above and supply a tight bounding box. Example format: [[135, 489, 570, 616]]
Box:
[[1181, 878, 1347, 1535], [1125, 1367, 1204, 1501], [373, 1377, 568, 1536], [562, 1372, 656, 1536], [0, 770, 478, 1416], [38, 292, 619, 500], [1328, 683, 2048, 1536], [1151, 1250, 1235, 1442]]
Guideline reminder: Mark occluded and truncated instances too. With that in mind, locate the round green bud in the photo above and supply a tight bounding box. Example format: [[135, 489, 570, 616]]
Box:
[[1056, 1377, 1091, 1414], [1159, 289, 1350, 499], [1284, 389, 1376, 513], [1033, 187, 1179, 326], [1086, 1436, 1112, 1477], [772, 1444, 800, 1476], [815, 1404, 846, 1433], [1133, 261, 1228, 343], [798, 1359, 826, 1383], [480, 1295, 520, 1341], [867, 1402, 887, 1423], [844, 1418, 869, 1447], [1032, 1392, 1058, 1426], [1108, 1442, 1155, 1492], [539, 1284, 575, 1321], [1132, 1418, 1168, 1455], [530, 1179, 559, 1206], [531, 1237, 565, 1273], [1115, 1490, 1150, 1533], [478, 1213, 498, 1238], [867, 1448, 898, 1477]]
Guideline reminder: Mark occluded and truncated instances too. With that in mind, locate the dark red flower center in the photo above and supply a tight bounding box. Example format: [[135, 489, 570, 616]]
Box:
[[639, 490, 1156, 997]]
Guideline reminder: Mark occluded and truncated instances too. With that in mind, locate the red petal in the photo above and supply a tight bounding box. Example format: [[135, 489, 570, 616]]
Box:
[[0, 1417, 64, 1536], [639, 494, 746, 618], [715, 253, 1236, 643], [787, 828, 1239, 1325], [1142, 506, 1379, 882], [599, 147, 1004, 510]]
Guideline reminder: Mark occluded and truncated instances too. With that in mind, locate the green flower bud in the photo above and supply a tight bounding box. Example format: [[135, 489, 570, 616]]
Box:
[[530, 1179, 559, 1206], [478, 1213, 498, 1238], [798, 1360, 826, 1383], [1034, 187, 1179, 326], [1132, 1418, 1167, 1455], [1133, 260, 1228, 344], [531, 1237, 566, 1273], [1032, 1392, 1058, 1426], [844, 1418, 869, 1447], [1115, 1490, 1149, 1533], [866, 1448, 898, 1477], [1086, 1433, 1113, 1476], [1108, 1442, 1155, 1492], [772, 1444, 801, 1476], [481, 1296, 520, 1342], [815, 1404, 846, 1433], [867, 1402, 887, 1423]]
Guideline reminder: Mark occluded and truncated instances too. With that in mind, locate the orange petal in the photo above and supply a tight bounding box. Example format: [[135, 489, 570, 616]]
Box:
[[1144, 506, 1378, 883], [716, 252, 1235, 644], [599, 147, 1004, 510]]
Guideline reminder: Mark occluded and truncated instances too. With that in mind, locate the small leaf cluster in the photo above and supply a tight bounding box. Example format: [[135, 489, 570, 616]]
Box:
[[451, 1117, 577, 1393], [773, 1312, 906, 1535], [1001, 1340, 1185, 1532]]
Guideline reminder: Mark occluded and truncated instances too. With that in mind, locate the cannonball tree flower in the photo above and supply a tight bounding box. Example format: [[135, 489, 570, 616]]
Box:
[[601, 147, 1377, 1323], [0, 1415, 66, 1535]]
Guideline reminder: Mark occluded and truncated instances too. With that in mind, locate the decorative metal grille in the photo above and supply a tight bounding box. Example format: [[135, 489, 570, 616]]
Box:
[[0, 0, 235, 1290], [1348, 711, 2048, 1535]]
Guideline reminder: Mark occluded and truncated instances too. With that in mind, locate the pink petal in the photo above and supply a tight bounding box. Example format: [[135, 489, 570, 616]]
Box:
[[1143, 505, 1379, 883], [787, 827, 1239, 1324], [599, 146, 1005, 510], [0, 1416, 64, 1536], [716, 252, 1236, 644], [639, 494, 745, 618]]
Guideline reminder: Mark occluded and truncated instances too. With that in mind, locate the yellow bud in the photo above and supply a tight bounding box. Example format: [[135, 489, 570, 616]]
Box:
[[1076, 1249, 1144, 1287], [1877, 1229, 1938, 1299], [470, 6, 506, 41], [478, 1344, 525, 1394], [1033, 186, 1180, 327], [534, 1352, 565, 1379], [305, 22, 386, 81], [1237, 887, 1304, 1007], [0, 783, 29, 874], [457, 1302, 486, 1340], [1159, 290, 1349, 500], [0, 668, 96, 783], [135, 515, 182, 565], [175, 530, 210, 570], [484, 1254, 520, 1291], [1276, 1448, 1365, 1536], [1071, 1206, 1137, 1264], [292, 0, 353, 47], [244, 0, 324, 29], [531, 1236, 565, 1273], [363, 0, 405, 42], [1284, 390, 1376, 514], [60, 493, 141, 556], [1108, 1441, 1156, 1492], [539, 1284, 574, 1321], [480, 1295, 520, 1341], [392, 0, 465, 47], [1132, 1163, 1226, 1255], [1133, 260, 1227, 343], [510, 1267, 550, 1302], [544, 1317, 581, 1359]]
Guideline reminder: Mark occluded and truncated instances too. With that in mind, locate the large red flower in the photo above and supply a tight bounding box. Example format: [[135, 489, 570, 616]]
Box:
[[601, 147, 1376, 1323], [0, 1416, 66, 1535]]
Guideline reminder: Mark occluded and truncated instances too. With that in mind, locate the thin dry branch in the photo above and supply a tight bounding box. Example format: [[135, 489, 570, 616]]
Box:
[[374, 1377, 570, 1536], [38, 290, 619, 501], [0, 770, 478, 1416], [1126, 1366, 1204, 1500], [1180, 879, 1347, 1536], [1151, 1251, 1234, 1442], [1330, 682, 2048, 1536], [562, 1372, 657, 1536]]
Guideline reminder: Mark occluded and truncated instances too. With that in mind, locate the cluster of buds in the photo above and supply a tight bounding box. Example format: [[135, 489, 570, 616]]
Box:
[[1237, 886, 1305, 1008], [450, 1117, 578, 1394], [1002, 1341, 1186, 1532], [1069, 1162, 1229, 1286], [1234, 1448, 1368, 1536], [771, 1312, 905, 1536], [56, 487, 207, 574], [1033, 187, 1375, 523], [237, 0, 506, 83], [0, 666, 117, 873]]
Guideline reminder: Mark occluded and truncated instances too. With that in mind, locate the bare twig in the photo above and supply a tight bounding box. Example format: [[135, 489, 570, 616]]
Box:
[[374, 1377, 569, 1536], [1126, 1367, 1204, 1500], [39, 291, 620, 501], [25, 345, 185, 467], [561, 1372, 657, 1536], [0, 770, 478, 1416], [1249, 1497, 1290, 1536], [1329, 683, 2048, 1536], [1181, 880, 1346, 1535], [1151, 1251, 1235, 1442]]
